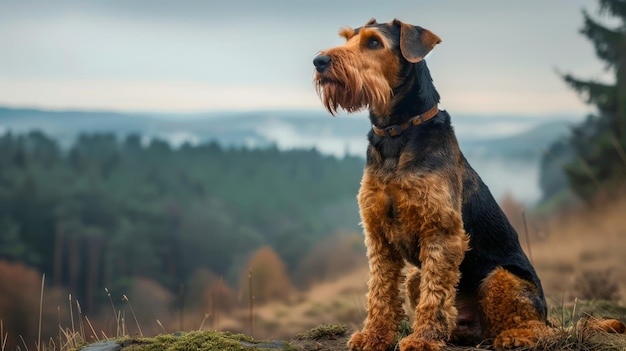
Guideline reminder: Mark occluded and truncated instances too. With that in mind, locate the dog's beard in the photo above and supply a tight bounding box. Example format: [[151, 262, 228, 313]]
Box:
[[314, 58, 391, 116]]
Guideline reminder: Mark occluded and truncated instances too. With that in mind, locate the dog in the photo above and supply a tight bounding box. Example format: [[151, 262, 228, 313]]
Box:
[[313, 18, 553, 351]]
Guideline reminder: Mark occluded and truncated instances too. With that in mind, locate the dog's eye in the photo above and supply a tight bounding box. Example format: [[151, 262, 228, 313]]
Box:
[[367, 38, 382, 49]]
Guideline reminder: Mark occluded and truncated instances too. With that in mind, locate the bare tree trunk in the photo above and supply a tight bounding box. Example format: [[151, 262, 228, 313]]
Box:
[[53, 222, 64, 286]]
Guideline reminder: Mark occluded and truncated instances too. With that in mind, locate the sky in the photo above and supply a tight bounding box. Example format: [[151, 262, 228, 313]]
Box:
[[0, 0, 615, 117]]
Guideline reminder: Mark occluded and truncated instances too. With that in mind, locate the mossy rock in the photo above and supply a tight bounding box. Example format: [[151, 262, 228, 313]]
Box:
[[82, 331, 293, 351], [294, 323, 348, 340]]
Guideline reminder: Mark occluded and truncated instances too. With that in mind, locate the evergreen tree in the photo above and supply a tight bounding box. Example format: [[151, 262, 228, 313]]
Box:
[[557, 0, 626, 200]]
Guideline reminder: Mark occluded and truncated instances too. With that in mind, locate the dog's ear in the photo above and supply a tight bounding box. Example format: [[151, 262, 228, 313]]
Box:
[[396, 20, 441, 63]]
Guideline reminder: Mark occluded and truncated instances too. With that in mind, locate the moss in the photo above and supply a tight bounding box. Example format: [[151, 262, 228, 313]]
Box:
[[118, 330, 290, 351], [294, 324, 348, 340]]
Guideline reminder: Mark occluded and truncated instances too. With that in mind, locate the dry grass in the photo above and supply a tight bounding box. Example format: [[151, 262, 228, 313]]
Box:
[[531, 327, 626, 351], [531, 194, 626, 305], [215, 267, 369, 340], [573, 269, 621, 301]]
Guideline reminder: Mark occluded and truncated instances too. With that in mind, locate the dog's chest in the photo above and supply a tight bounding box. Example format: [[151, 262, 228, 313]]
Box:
[[358, 172, 425, 265]]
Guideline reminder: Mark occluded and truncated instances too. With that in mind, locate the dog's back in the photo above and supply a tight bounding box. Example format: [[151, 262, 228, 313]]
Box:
[[457, 147, 547, 318]]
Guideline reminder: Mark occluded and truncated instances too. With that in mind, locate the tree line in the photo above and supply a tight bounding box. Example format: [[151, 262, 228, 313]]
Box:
[[0, 131, 364, 312]]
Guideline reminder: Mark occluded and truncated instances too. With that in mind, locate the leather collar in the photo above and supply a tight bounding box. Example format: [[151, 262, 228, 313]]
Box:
[[372, 105, 439, 137]]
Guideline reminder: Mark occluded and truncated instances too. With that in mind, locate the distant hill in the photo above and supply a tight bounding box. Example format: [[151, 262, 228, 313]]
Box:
[[0, 106, 575, 159], [461, 121, 572, 159]]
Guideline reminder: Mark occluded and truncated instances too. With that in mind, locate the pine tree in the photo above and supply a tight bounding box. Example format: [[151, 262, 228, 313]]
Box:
[[560, 0, 626, 200]]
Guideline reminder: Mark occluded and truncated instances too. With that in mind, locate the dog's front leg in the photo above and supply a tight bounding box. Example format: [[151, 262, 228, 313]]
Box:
[[400, 209, 468, 351], [347, 229, 405, 351]]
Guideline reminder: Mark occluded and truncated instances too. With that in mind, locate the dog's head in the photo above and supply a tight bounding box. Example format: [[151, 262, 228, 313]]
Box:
[[313, 19, 441, 116]]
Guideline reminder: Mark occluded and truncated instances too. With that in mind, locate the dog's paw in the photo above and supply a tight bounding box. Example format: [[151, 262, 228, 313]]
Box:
[[398, 335, 445, 351], [347, 330, 395, 351], [493, 328, 538, 350], [346, 330, 367, 350]]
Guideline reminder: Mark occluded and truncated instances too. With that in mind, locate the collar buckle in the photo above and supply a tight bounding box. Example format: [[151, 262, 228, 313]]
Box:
[[383, 124, 403, 137]]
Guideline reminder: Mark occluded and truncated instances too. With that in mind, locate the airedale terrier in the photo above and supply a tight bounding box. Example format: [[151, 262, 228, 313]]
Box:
[[312, 19, 624, 351]]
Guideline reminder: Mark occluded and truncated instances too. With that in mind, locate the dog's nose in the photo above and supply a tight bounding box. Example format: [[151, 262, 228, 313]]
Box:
[[313, 55, 331, 72]]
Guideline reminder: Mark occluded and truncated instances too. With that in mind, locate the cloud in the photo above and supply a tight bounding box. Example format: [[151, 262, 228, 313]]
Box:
[[0, 79, 320, 112]]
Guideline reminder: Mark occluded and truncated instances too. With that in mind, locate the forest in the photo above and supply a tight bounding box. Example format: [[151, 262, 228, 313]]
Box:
[[0, 131, 365, 314]]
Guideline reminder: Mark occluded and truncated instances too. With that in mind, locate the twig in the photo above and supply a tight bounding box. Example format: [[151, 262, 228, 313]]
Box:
[[217, 277, 223, 331], [122, 295, 143, 337], [198, 313, 210, 331], [37, 274, 44, 351], [18, 335, 28, 350], [57, 306, 62, 348], [540, 146, 576, 173], [577, 157, 600, 187], [179, 283, 184, 332], [47, 337, 55, 351], [120, 311, 126, 337], [1, 319, 7, 351], [521, 209, 533, 265], [76, 300, 85, 340], [608, 133, 626, 167], [59, 326, 80, 350], [85, 316, 99, 342], [156, 319, 167, 335], [69, 294, 75, 336], [248, 270, 254, 338], [105, 288, 120, 337], [572, 297, 578, 327]]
